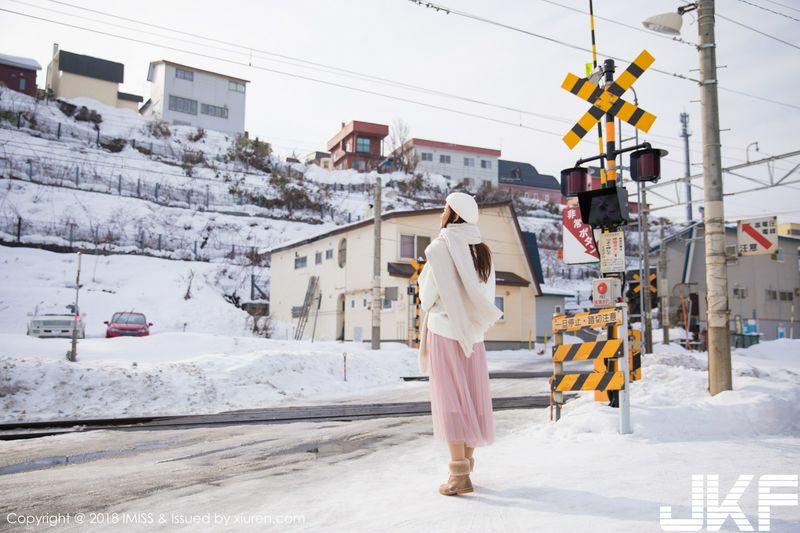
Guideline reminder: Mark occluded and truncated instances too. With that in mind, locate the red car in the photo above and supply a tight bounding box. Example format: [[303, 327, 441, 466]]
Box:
[[104, 312, 153, 338]]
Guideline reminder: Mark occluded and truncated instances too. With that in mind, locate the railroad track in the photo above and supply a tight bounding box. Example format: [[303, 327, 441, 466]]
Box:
[[0, 394, 571, 441]]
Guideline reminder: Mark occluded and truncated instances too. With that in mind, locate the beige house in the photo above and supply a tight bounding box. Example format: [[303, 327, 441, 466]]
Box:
[[269, 201, 542, 348], [46, 45, 142, 110]]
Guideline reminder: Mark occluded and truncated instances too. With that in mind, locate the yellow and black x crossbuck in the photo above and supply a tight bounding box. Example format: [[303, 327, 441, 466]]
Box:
[[561, 50, 657, 149]]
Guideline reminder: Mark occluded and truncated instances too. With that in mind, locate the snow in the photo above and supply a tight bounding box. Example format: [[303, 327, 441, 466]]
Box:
[[1, 339, 797, 532], [0, 53, 41, 71]]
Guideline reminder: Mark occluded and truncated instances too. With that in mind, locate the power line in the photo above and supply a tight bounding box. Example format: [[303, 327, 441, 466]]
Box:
[[717, 13, 800, 51], [762, 0, 800, 14], [410, 0, 800, 111], [0, 7, 579, 143], [25, 0, 572, 125], [736, 0, 800, 22]]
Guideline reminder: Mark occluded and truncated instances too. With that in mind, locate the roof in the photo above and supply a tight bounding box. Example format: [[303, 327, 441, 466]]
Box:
[[149, 60, 250, 83], [521, 231, 544, 283], [498, 160, 559, 190], [269, 201, 543, 296], [539, 286, 576, 297], [58, 50, 124, 83], [327, 120, 389, 150], [404, 138, 501, 157], [117, 91, 143, 103], [0, 53, 41, 71]]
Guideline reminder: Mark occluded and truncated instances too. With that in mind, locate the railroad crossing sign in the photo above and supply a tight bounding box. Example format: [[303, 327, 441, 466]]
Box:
[[561, 50, 657, 149], [409, 259, 424, 282], [629, 270, 657, 295], [737, 216, 778, 256]]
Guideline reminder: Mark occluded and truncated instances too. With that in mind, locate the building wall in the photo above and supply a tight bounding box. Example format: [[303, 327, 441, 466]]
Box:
[[0, 65, 37, 97], [413, 145, 498, 191], [664, 227, 800, 340], [54, 72, 119, 107], [269, 205, 538, 347], [116, 98, 139, 111], [144, 63, 246, 133]]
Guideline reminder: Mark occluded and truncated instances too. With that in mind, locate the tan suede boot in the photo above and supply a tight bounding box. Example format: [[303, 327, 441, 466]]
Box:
[[439, 459, 473, 496]]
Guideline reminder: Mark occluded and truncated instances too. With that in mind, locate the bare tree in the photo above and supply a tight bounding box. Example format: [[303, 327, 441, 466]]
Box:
[[389, 118, 418, 174]]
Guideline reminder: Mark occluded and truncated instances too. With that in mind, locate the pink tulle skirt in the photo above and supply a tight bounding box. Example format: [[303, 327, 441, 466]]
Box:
[[428, 330, 495, 448]]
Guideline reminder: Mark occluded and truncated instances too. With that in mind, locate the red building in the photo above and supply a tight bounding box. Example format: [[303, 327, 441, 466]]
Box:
[[327, 120, 389, 171], [0, 53, 41, 97]]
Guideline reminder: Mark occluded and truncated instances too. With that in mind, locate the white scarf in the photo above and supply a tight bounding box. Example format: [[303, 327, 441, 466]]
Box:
[[419, 223, 503, 371]]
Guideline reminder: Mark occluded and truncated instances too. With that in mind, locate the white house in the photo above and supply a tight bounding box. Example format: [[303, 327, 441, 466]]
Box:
[[140, 60, 248, 134], [396, 138, 500, 191]]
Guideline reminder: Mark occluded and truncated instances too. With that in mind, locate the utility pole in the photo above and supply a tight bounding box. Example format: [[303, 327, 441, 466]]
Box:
[[698, 0, 732, 394], [67, 251, 82, 362], [659, 225, 670, 345], [371, 176, 382, 350], [680, 112, 693, 222]]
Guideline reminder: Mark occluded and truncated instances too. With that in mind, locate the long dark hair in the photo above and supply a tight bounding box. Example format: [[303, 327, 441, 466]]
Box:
[[443, 207, 492, 283]]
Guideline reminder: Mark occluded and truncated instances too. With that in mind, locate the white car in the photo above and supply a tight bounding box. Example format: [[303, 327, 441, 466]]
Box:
[[27, 304, 86, 339]]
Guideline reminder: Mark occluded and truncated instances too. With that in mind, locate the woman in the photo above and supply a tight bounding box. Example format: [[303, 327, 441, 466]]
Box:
[[417, 192, 504, 496]]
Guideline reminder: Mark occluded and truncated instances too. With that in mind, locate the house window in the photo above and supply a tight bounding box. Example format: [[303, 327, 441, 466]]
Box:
[[482, 180, 491, 189], [353, 160, 366, 171], [495, 296, 505, 320], [175, 68, 194, 81], [294, 256, 307, 269], [338, 238, 347, 267], [315, 251, 322, 264], [363, 298, 368, 308], [512, 167, 522, 180], [200, 103, 229, 119], [19, 77, 26, 91], [351, 299, 355, 309], [229, 80, 246, 93], [400, 235, 415, 258], [356, 137, 371, 153], [421, 152, 433, 161], [463, 177, 473, 188], [780, 291, 794, 302], [400, 234, 431, 260], [382, 298, 393, 310], [732, 287, 748, 299], [168, 95, 197, 115], [464, 157, 475, 167], [481, 160, 491, 169], [325, 248, 333, 260], [766, 289, 777, 301], [439, 154, 451, 164]]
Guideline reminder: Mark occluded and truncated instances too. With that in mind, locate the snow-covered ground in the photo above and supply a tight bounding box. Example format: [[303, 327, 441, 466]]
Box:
[[1, 340, 797, 532]]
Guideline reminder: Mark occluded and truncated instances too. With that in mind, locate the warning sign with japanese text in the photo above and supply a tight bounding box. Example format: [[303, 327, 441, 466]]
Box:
[[562, 205, 599, 264], [737, 216, 778, 257], [599, 231, 626, 273]]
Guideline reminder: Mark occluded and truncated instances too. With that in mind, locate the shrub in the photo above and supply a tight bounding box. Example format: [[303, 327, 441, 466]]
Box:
[[188, 128, 206, 142], [227, 135, 272, 172], [147, 120, 171, 138], [100, 138, 127, 153], [57, 100, 77, 117], [74, 106, 102, 129]]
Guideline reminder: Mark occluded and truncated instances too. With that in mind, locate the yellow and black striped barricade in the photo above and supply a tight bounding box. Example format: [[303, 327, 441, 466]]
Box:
[[551, 303, 632, 434]]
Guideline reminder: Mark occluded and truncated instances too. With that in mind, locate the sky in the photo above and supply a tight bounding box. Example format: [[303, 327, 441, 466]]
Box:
[[1, 0, 799, 224]]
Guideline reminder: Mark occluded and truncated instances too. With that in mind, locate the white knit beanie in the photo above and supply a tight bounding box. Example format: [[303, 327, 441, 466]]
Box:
[[445, 192, 479, 224]]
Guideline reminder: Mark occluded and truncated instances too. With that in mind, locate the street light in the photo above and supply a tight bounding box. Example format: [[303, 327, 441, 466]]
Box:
[[643, 0, 732, 396]]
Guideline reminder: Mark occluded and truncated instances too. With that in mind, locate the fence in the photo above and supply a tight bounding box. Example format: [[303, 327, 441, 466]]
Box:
[[0, 215, 272, 266]]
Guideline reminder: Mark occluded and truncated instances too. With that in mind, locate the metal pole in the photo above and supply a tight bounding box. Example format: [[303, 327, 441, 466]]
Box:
[[660, 225, 670, 344], [603, 59, 617, 186], [641, 184, 653, 353], [68, 252, 82, 362], [371, 177, 382, 349], [698, 0, 732, 395], [680, 112, 693, 222], [618, 302, 632, 434]]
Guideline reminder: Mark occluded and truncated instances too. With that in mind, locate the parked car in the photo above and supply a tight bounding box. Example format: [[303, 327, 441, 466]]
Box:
[[104, 312, 152, 338], [27, 304, 86, 339]]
